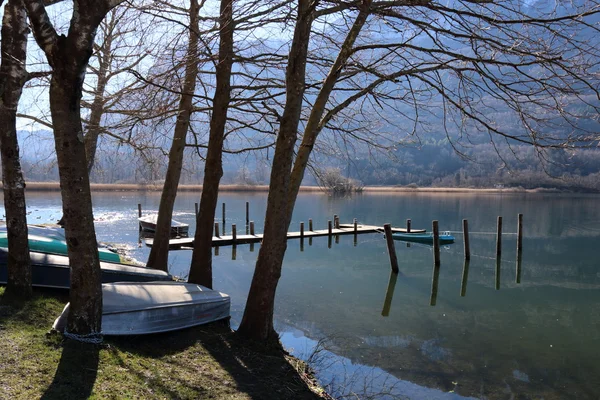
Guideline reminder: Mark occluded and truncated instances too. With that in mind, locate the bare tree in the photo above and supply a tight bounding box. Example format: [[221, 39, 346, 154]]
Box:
[[146, 0, 202, 271], [187, 0, 234, 287], [24, 0, 125, 338], [237, 0, 600, 341]]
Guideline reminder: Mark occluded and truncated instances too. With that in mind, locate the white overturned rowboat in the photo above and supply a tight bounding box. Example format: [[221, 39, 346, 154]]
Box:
[[53, 281, 230, 335]]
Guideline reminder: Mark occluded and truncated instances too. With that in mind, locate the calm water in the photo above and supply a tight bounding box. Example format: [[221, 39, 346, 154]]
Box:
[[8, 191, 600, 399]]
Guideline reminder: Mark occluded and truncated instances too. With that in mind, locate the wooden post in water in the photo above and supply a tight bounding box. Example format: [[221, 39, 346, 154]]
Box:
[[516, 213, 523, 284], [383, 223, 399, 273], [138, 203, 142, 231], [381, 271, 398, 317], [517, 213, 523, 254], [353, 218, 358, 232], [214, 222, 220, 238], [334, 215, 340, 229], [433, 220, 440, 267], [300, 222, 304, 239], [222, 202, 226, 235], [496, 216, 503, 258], [463, 219, 470, 261], [460, 259, 470, 297], [406, 219, 411, 233], [328, 220, 332, 236], [250, 221, 255, 235], [245, 201, 250, 227], [495, 257, 501, 290], [232, 224, 237, 242], [195, 202, 199, 216], [309, 219, 313, 231]]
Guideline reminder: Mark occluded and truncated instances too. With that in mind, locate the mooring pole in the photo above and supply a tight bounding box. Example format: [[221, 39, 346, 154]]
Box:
[[433, 220, 440, 267], [245, 201, 249, 227], [232, 224, 237, 242], [383, 223, 399, 273], [463, 219, 470, 261], [406, 219, 411, 233], [214, 222, 220, 238], [334, 215, 340, 229], [300, 222, 304, 239], [517, 213, 523, 254], [195, 202, 199, 216], [138, 203, 142, 218], [328, 220, 332, 237], [222, 202, 226, 235], [250, 221, 255, 236], [309, 219, 313, 231], [496, 216, 503, 258]]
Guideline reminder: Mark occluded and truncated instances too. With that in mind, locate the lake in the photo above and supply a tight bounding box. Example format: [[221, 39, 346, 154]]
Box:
[[10, 190, 600, 399]]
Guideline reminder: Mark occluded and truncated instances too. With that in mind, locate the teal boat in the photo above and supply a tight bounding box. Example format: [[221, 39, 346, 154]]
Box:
[[392, 231, 455, 245], [0, 224, 123, 263]]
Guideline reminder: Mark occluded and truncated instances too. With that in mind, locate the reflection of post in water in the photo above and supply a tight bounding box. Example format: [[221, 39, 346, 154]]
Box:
[[214, 246, 219, 256], [328, 235, 332, 249], [495, 256, 501, 290], [515, 253, 522, 284], [250, 242, 255, 252], [381, 271, 398, 316], [232, 245, 237, 260], [430, 263, 440, 306], [460, 259, 470, 297], [353, 233, 357, 247], [309, 237, 313, 247], [300, 237, 304, 252]]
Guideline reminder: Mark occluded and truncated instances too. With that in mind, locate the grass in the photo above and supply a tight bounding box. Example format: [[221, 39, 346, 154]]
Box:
[[0, 287, 329, 400]]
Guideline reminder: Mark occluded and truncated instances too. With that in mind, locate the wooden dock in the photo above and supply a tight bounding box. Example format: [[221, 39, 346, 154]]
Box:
[[144, 223, 425, 250]]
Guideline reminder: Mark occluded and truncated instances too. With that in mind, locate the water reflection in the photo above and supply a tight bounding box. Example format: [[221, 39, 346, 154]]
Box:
[[381, 271, 398, 317], [8, 191, 600, 399]]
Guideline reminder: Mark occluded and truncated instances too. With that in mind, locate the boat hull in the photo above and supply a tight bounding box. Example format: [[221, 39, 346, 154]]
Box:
[[138, 216, 189, 237], [392, 233, 455, 244], [0, 249, 171, 289], [53, 282, 230, 335]]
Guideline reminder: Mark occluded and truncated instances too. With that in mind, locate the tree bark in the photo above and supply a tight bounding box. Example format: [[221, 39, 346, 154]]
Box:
[[24, 0, 121, 336], [236, 0, 314, 341], [0, 0, 32, 298], [188, 0, 234, 288], [146, 0, 200, 272]]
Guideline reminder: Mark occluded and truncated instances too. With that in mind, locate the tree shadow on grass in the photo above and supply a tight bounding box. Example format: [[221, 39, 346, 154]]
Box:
[[111, 321, 324, 400], [41, 340, 100, 400]]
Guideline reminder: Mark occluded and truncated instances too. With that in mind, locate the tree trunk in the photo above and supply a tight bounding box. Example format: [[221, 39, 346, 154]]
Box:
[[0, 0, 32, 298], [23, 0, 120, 337], [146, 0, 200, 272], [50, 70, 103, 335], [236, 0, 313, 341], [188, 0, 234, 288]]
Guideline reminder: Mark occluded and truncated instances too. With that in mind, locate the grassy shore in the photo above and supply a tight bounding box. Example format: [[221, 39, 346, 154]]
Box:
[[0, 287, 328, 400], [9, 181, 561, 193]]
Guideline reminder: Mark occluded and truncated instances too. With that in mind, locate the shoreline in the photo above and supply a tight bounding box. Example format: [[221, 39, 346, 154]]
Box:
[[12, 181, 595, 194]]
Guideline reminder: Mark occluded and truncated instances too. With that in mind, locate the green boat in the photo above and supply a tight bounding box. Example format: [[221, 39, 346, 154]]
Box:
[[0, 224, 124, 263], [391, 231, 455, 245]]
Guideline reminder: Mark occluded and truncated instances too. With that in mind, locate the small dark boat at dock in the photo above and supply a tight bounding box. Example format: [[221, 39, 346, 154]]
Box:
[[138, 215, 189, 237]]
